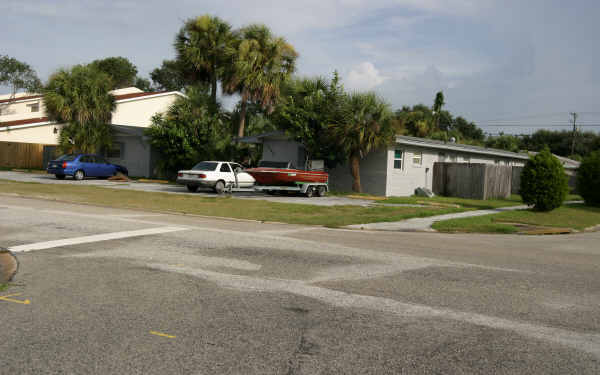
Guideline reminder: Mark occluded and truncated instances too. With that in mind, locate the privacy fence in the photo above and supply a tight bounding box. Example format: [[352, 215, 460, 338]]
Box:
[[433, 162, 513, 200], [0, 141, 57, 169]]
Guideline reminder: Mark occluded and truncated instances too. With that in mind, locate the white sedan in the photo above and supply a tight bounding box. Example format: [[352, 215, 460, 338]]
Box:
[[176, 161, 255, 193]]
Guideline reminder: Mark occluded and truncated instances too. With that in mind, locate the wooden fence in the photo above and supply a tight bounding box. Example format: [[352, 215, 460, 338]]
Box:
[[433, 162, 513, 200], [0, 141, 49, 169]]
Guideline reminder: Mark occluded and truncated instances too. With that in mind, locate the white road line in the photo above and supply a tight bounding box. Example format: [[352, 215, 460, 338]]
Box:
[[8, 227, 188, 253]]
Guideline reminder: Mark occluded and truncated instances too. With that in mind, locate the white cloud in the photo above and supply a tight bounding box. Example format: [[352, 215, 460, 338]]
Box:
[[346, 62, 387, 91]]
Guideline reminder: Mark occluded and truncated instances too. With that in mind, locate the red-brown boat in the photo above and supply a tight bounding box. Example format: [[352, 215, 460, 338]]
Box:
[[245, 161, 328, 186]]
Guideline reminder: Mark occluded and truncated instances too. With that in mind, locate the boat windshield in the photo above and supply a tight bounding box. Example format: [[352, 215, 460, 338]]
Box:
[[258, 161, 291, 169], [192, 162, 219, 171]]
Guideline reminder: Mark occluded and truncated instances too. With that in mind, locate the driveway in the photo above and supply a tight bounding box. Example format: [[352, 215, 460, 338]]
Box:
[[2, 196, 600, 374], [0, 171, 373, 206]]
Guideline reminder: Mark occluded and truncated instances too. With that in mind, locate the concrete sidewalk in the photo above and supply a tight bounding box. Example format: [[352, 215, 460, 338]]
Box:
[[346, 205, 530, 231]]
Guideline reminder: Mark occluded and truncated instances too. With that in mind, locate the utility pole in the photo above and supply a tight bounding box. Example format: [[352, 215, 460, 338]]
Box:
[[570, 112, 578, 156]]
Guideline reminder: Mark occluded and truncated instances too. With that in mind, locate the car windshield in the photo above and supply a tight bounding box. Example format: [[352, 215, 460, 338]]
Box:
[[192, 162, 218, 171], [56, 154, 78, 161]]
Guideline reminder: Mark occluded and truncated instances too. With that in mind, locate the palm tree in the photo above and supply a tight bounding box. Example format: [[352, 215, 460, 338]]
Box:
[[224, 24, 298, 138], [43, 65, 116, 153], [175, 15, 234, 105], [330, 92, 395, 192]]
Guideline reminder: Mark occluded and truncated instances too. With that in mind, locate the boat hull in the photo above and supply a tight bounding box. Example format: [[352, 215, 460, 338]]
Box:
[[245, 168, 328, 186]]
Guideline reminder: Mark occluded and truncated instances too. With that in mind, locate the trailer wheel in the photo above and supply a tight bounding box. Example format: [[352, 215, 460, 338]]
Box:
[[317, 186, 327, 197], [305, 186, 314, 198]]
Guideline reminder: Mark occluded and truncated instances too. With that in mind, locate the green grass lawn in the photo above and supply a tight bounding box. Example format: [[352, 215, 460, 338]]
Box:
[[432, 203, 600, 234], [379, 195, 524, 209], [0, 179, 467, 227]]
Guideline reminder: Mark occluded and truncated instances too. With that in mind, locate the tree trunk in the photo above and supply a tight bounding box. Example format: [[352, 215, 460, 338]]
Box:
[[350, 152, 361, 193], [237, 99, 247, 138], [211, 74, 217, 106]]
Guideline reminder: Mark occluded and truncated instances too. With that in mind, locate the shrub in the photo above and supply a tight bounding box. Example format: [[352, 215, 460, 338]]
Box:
[[576, 151, 600, 206], [520, 149, 569, 211]]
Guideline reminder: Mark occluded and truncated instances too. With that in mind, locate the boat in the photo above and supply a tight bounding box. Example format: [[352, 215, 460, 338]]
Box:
[[245, 161, 328, 186]]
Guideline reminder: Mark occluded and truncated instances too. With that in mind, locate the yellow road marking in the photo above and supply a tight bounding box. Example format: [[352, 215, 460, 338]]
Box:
[[149, 331, 176, 338], [0, 293, 30, 305]]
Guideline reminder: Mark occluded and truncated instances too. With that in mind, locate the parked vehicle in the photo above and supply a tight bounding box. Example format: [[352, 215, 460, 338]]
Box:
[[47, 154, 128, 180], [176, 161, 255, 193], [245, 160, 329, 197], [245, 160, 328, 186]]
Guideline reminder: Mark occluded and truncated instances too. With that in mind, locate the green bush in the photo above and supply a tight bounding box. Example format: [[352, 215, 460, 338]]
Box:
[[520, 149, 569, 211], [576, 151, 600, 206]]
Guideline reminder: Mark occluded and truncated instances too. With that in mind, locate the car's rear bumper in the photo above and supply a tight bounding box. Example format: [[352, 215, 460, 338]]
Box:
[[176, 177, 217, 187], [47, 168, 74, 175]]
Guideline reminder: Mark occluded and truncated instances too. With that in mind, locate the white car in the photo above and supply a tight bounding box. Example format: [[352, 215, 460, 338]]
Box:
[[176, 161, 255, 193]]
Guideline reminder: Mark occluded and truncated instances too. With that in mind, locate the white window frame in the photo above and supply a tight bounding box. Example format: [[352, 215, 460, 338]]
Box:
[[412, 151, 422, 167], [27, 102, 40, 113], [393, 149, 404, 170]]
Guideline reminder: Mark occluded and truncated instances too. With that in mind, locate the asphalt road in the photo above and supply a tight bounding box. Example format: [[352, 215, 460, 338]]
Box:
[[1, 195, 600, 374]]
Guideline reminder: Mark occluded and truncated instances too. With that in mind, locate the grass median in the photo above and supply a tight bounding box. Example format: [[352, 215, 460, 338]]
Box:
[[432, 203, 600, 234], [0, 179, 469, 227]]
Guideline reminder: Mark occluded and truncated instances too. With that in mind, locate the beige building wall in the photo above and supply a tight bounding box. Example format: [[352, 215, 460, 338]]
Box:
[[112, 94, 178, 127], [0, 123, 63, 145], [0, 97, 46, 122]]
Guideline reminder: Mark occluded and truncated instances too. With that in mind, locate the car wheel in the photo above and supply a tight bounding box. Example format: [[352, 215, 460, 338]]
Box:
[[186, 184, 198, 193], [317, 186, 327, 197], [55, 174, 66, 180], [214, 180, 225, 194], [73, 170, 85, 181], [305, 186, 314, 198]]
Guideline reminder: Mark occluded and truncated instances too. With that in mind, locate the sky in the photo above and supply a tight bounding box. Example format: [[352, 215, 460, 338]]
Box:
[[2, 0, 600, 135]]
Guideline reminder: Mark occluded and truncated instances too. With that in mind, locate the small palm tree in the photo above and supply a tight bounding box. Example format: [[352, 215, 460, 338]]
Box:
[[43, 65, 116, 153], [224, 24, 298, 138], [175, 15, 234, 105], [330, 92, 395, 192]]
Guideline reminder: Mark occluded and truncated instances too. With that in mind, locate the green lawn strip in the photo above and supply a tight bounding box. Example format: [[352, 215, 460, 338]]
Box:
[[0, 283, 7, 292], [431, 215, 520, 234], [379, 194, 523, 209], [0, 179, 468, 227], [432, 203, 600, 233]]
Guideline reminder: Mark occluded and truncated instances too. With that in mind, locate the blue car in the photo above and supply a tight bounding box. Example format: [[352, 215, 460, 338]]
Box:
[[47, 154, 128, 180]]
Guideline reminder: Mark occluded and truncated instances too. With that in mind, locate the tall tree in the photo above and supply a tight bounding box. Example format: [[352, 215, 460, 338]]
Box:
[[224, 24, 298, 138], [43, 65, 116, 153], [0, 55, 42, 96], [175, 15, 234, 105], [150, 59, 190, 91], [145, 85, 230, 177], [273, 72, 346, 166], [330, 92, 395, 192], [89, 56, 138, 89]]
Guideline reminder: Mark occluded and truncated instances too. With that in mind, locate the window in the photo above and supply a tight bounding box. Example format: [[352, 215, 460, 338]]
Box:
[[220, 163, 232, 172], [27, 102, 40, 112], [393, 149, 403, 169], [107, 143, 123, 159], [230, 163, 243, 172], [192, 162, 218, 171], [412, 152, 422, 166]]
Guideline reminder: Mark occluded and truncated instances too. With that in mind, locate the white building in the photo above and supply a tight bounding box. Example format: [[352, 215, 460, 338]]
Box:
[[241, 132, 531, 197], [0, 87, 185, 177], [328, 136, 530, 196]]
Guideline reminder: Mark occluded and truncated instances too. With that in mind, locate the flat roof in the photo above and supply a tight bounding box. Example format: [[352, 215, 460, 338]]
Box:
[[396, 135, 530, 160]]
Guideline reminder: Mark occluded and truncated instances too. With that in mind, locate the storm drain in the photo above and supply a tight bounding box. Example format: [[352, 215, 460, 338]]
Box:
[[0, 248, 18, 283]]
